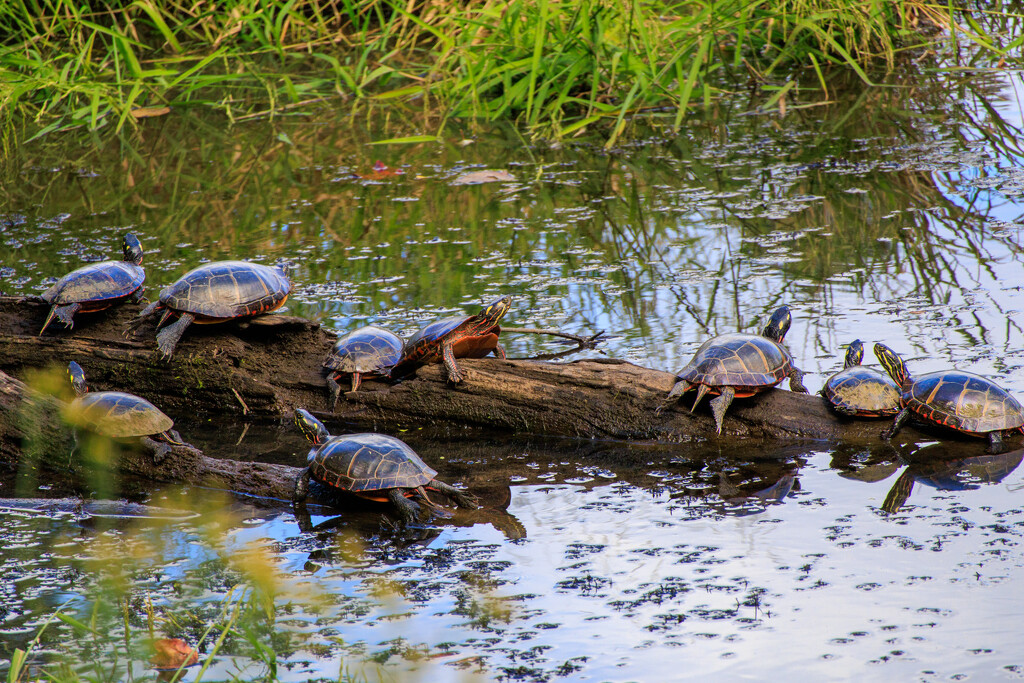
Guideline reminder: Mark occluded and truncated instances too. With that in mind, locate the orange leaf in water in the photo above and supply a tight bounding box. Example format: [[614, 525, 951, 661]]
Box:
[[358, 161, 405, 180], [150, 638, 199, 670]]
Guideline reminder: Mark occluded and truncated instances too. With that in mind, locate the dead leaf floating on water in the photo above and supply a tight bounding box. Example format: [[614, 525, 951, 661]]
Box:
[[357, 161, 405, 180], [150, 638, 199, 670], [450, 169, 515, 186]]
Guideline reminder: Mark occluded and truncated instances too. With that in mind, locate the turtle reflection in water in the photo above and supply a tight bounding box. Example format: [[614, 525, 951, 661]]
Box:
[[881, 446, 1024, 513], [65, 361, 185, 463], [292, 409, 477, 525]]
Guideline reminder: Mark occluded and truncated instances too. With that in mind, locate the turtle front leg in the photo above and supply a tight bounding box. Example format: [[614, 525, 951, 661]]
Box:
[[988, 430, 1007, 455], [493, 344, 507, 360], [140, 436, 172, 465], [428, 480, 479, 509], [155, 312, 195, 359], [709, 386, 736, 435], [881, 407, 910, 441], [387, 488, 421, 525], [656, 379, 691, 414], [787, 366, 808, 393], [442, 342, 465, 383], [294, 467, 312, 503]]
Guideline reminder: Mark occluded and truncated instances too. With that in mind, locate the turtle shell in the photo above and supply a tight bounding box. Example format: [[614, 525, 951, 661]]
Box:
[[159, 261, 291, 320], [677, 332, 793, 395], [68, 391, 174, 438], [822, 366, 901, 417], [308, 433, 437, 493], [903, 370, 1024, 435], [43, 261, 145, 308], [324, 326, 404, 376]]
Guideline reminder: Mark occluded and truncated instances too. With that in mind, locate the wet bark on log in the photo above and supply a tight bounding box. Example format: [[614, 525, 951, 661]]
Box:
[[0, 295, 934, 453]]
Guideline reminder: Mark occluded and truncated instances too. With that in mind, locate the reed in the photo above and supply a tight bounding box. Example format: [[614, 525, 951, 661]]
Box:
[[0, 1, 1016, 144]]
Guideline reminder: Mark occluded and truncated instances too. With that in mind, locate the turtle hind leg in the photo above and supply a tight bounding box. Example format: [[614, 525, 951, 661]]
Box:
[[124, 301, 163, 337], [155, 312, 194, 359], [387, 488, 421, 525], [442, 342, 465, 383], [709, 386, 736, 435], [656, 380, 691, 415], [428, 480, 478, 509], [326, 376, 342, 411], [42, 303, 81, 334]]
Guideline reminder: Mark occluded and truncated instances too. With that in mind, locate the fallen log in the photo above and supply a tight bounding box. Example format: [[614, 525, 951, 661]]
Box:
[[0, 296, 987, 449]]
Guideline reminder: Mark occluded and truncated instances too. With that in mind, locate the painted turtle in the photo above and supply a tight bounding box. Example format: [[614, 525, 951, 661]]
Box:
[[40, 233, 146, 335], [323, 325, 404, 408], [391, 295, 511, 384], [292, 409, 477, 524], [125, 260, 291, 358], [66, 361, 183, 463], [659, 306, 808, 434], [819, 339, 901, 418], [875, 343, 1024, 451]]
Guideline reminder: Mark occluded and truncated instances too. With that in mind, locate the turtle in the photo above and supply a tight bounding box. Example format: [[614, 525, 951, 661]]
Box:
[[292, 408, 477, 524], [39, 233, 146, 335], [391, 295, 511, 384], [875, 342, 1024, 452], [819, 339, 901, 418], [659, 305, 808, 434], [125, 260, 291, 359], [65, 361, 184, 464], [323, 325, 404, 408]]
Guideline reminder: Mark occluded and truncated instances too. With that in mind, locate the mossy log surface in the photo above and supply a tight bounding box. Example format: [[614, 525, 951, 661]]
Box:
[[0, 295, 940, 452]]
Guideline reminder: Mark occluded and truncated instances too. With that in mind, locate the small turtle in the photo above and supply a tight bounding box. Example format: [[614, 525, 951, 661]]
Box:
[[875, 343, 1024, 451], [40, 233, 146, 335], [125, 260, 291, 358], [819, 339, 901, 417], [660, 306, 807, 434], [66, 361, 184, 463], [391, 295, 511, 384], [293, 408, 476, 524], [323, 325, 404, 408]]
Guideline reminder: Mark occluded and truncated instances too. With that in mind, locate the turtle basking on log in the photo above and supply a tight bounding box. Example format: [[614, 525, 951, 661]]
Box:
[[125, 260, 291, 358], [40, 233, 146, 335]]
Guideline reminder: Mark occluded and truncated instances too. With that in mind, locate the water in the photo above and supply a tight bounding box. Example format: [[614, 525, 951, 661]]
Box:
[[2, 62, 1024, 681]]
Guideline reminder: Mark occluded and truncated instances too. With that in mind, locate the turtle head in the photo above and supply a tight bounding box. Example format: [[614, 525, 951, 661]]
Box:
[[67, 361, 88, 396], [760, 306, 792, 343], [122, 233, 144, 265], [873, 343, 909, 388], [844, 339, 864, 369], [478, 295, 512, 327], [294, 408, 330, 446]]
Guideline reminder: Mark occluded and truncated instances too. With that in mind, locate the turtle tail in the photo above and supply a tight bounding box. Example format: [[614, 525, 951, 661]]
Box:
[[124, 301, 163, 337]]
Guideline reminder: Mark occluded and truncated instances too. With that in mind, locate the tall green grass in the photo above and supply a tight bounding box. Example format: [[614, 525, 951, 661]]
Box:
[[0, 0, 1017, 144]]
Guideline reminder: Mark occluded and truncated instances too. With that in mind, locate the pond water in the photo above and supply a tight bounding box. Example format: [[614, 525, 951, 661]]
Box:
[[2, 60, 1024, 681]]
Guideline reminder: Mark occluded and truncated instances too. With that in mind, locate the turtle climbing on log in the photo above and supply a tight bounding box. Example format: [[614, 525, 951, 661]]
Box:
[[124, 260, 291, 359], [40, 233, 146, 335], [659, 305, 808, 434], [391, 295, 511, 384], [65, 361, 185, 464], [293, 408, 477, 525]]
